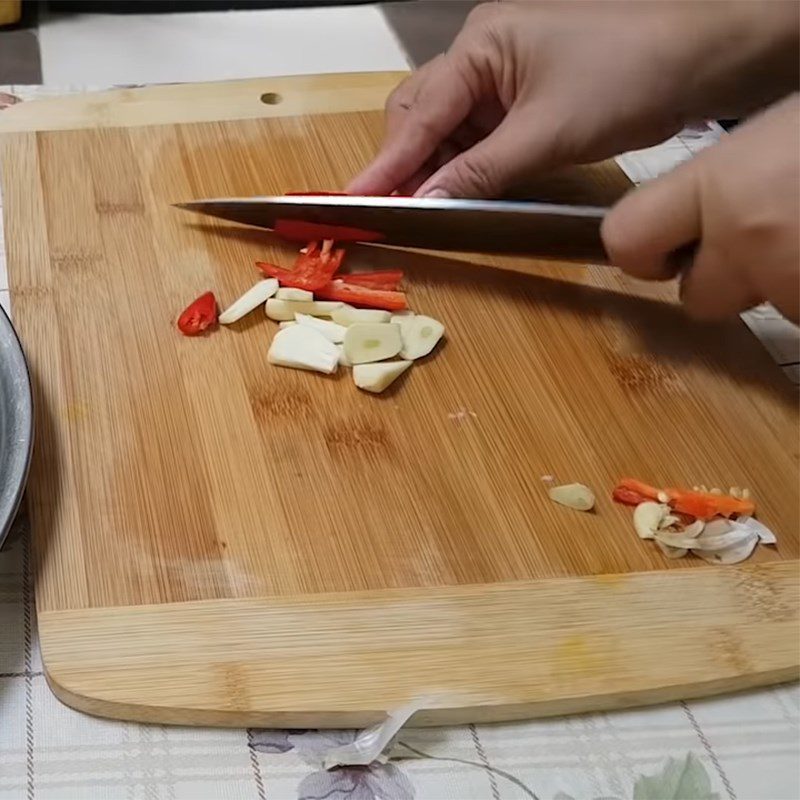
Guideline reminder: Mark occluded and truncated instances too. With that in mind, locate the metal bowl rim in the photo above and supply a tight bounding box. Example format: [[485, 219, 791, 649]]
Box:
[[0, 302, 33, 549]]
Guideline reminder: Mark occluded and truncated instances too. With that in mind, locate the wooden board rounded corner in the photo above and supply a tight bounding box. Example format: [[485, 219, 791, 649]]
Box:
[[38, 562, 800, 728]]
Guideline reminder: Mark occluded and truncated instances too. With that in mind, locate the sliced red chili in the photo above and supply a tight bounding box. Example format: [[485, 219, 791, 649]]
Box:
[[340, 270, 404, 291], [278, 193, 384, 243], [291, 242, 344, 290], [177, 291, 218, 336], [255, 241, 345, 291], [612, 477, 755, 519], [611, 486, 652, 507], [256, 261, 293, 280], [275, 219, 385, 243], [316, 279, 407, 311]]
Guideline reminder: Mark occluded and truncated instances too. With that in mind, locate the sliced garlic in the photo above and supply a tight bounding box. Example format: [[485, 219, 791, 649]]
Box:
[[343, 323, 402, 364], [656, 540, 688, 559], [391, 312, 416, 339], [295, 313, 347, 343], [654, 518, 704, 542], [265, 298, 342, 321], [337, 345, 352, 368], [733, 516, 777, 544], [331, 304, 392, 327], [683, 519, 706, 538], [710, 487, 723, 495], [276, 287, 314, 301], [548, 483, 595, 512], [219, 278, 278, 324], [742, 488, 751, 500], [696, 533, 759, 565], [656, 491, 669, 504], [398, 314, 445, 360], [267, 325, 339, 374], [353, 361, 412, 393], [695, 526, 755, 551], [656, 525, 752, 551], [633, 502, 670, 539], [703, 518, 733, 536], [729, 486, 742, 499]]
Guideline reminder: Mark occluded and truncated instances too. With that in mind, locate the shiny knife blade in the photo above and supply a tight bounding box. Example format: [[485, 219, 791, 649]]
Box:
[[174, 195, 609, 262]]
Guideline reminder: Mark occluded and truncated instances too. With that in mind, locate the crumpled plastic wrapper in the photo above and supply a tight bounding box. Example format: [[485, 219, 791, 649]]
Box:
[[322, 699, 427, 770]]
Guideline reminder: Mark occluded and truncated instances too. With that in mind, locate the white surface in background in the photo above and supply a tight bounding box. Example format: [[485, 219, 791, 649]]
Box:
[[615, 121, 727, 185], [38, 6, 408, 86]]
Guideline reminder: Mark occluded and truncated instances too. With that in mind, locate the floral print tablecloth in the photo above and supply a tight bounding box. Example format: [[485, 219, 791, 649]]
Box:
[[1, 86, 798, 800]]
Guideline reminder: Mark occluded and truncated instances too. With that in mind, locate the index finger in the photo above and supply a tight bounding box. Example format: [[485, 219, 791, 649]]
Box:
[[346, 52, 476, 196]]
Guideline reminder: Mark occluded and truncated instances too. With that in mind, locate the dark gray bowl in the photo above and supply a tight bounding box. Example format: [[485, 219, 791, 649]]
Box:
[[0, 303, 33, 548]]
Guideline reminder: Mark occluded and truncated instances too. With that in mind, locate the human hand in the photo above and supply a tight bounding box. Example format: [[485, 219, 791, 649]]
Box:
[[602, 94, 800, 322], [347, 1, 798, 199]]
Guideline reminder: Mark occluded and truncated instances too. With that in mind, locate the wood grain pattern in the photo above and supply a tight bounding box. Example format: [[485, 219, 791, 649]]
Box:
[[1, 76, 797, 726], [39, 563, 800, 727], [0, 72, 408, 133]]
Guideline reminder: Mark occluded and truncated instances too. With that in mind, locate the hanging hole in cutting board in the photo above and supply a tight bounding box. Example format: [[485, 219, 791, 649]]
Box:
[[260, 92, 283, 105]]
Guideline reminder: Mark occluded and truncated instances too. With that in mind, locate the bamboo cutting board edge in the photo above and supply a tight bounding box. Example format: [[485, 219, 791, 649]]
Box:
[[0, 72, 410, 133], [38, 562, 800, 727], [3, 75, 798, 727]]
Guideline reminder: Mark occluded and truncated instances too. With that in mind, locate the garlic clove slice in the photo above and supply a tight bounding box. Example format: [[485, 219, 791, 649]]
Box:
[[548, 483, 595, 512], [353, 360, 412, 393], [633, 502, 670, 539], [656, 540, 688, 559], [695, 533, 759, 565], [702, 518, 734, 536], [733, 516, 777, 544], [343, 323, 402, 364], [219, 278, 279, 324], [658, 514, 681, 530], [683, 519, 706, 538], [657, 526, 753, 551]]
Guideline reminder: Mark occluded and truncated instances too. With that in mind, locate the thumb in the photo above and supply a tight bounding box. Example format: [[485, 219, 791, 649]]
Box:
[[415, 110, 559, 199], [601, 159, 702, 280]]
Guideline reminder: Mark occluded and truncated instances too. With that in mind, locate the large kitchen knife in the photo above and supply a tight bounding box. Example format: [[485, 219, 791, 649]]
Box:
[[175, 195, 609, 262]]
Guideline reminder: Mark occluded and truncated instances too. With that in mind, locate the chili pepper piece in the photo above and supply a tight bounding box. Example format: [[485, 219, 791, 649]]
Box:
[[340, 270, 404, 291], [177, 291, 218, 336], [275, 219, 384, 244], [612, 478, 756, 519], [316, 279, 408, 311], [612, 486, 652, 507], [255, 245, 345, 292]]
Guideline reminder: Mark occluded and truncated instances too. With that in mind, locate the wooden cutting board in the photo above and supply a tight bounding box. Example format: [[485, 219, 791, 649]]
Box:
[[1, 74, 798, 727]]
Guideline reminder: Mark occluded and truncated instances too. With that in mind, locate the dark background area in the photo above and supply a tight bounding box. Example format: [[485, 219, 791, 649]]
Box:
[[48, 0, 378, 10]]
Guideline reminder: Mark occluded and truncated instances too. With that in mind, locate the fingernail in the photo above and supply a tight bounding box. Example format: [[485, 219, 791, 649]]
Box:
[[420, 188, 450, 199]]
